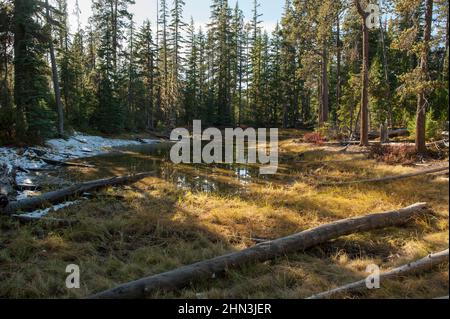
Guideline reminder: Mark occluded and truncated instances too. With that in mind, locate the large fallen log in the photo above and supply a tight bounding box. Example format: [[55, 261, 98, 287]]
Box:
[[37, 157, 95, 168], [89, 203, 428, 299], [1, 172, 154, 215], [308, 249, 449, 299], [319, 166, 449, 187]]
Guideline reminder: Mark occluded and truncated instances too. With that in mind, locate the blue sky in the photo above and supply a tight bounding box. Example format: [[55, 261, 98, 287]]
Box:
[[68, 0, 284, 33]]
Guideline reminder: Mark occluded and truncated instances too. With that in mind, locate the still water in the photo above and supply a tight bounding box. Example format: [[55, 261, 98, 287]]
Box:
[[59, 142, 287, 195]]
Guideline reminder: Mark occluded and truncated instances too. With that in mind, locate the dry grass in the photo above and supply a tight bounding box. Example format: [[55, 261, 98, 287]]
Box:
[[0, 130, 448, 299]]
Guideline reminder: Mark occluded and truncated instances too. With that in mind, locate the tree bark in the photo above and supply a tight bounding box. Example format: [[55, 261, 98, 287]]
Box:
[[354, 1, 370, 146], [1, 172, 154, 215], [89, 203, 428, 299], [319, 44, 329, 126], [416, 0, 434, 154], [336, 14, 342, 122], [45, 0, 64, 137], [308, 249, 449, 299]]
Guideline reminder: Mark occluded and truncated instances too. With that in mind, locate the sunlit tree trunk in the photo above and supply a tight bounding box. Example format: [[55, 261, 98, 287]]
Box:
[[354, 0, 369, 146], [416, 0, 433, 154]]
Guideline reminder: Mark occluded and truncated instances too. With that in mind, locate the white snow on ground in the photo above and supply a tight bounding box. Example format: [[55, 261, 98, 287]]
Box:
[[0, 132, 159, 201], [12, 200, 84, 219]]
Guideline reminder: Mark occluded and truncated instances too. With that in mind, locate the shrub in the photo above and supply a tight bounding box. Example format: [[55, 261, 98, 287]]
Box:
[[304, 132, 326, 145], [407, 113, 442, 141], [368, 144, 418, 165]]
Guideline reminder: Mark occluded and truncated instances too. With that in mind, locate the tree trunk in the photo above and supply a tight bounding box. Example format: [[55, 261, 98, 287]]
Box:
[[336, 14, 342, 122], [89, 203, 428, 299], [308, 249, 449, 299], [354, 0, 369, 146], [416, 0, 434, 154], [45, 0, 64, 137], [320, 45, 329, 126], [1, 172, 154, 215]]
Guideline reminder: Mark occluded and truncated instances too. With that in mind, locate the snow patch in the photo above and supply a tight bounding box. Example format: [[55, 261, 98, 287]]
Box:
[[0, 133, 159, 200], [14, 200, 83, 219]]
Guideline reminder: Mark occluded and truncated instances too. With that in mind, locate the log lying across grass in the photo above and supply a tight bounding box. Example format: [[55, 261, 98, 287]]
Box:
[[319, 166, 449, 187], [0, 172, 154, 215], [89, 203, 428, 299], [308, 249, 449, 299]]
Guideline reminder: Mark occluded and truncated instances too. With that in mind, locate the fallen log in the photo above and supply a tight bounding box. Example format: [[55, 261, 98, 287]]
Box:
[[1, 172, 154, 215], [37, 157, 95, 168], [367, 129, 409, 140], [72, 137, 88, 144], [15, 184, 42, 192], [136, 138, 149, 144], [319, 166, 449, 187], [308, 249, 449, 299], [89, 203, 428, 299]]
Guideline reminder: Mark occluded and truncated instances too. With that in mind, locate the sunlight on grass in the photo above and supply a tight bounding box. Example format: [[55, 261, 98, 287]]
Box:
[[0, 133, 448, 299]]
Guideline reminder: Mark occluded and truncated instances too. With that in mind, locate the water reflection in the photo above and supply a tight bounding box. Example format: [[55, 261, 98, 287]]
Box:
[[60, 142, 278, 194]]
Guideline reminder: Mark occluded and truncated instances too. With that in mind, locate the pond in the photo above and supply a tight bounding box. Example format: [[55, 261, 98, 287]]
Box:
[[56, 142, 293, 195]]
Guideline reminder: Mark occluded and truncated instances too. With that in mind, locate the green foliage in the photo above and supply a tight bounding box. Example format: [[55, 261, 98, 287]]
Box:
[[0, 0, 448, 145], [407, 112, 442, 141]]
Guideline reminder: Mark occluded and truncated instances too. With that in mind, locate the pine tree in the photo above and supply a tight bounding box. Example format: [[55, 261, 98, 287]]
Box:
[[0, 0, 14, 141], [157, 0, 170, 126], [14, 0, 55, 141], [184, 18, 198, 123], [231, 3, 245, 125], [169, 0, 186, 126], [91, 0, 135, 133], [136, 20, 156, 129]]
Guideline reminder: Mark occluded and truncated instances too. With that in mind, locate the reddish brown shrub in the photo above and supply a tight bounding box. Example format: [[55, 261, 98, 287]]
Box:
[[304, 132, 326, 145], [368, 144, 418, 165]]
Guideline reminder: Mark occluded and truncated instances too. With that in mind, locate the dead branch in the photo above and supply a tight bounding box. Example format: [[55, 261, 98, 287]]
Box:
[[308, 249, 449, 299]]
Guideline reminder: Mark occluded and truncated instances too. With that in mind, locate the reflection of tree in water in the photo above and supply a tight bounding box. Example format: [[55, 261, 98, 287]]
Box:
[[57, 143, 281, 195]]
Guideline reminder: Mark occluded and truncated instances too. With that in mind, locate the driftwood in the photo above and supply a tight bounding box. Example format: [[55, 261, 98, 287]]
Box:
[[89, 203, 428, 299], [319, 166, 449, 187], [308, 249, 449, 299], [1, 172, 154, 215], [37, 157, 95, 168]]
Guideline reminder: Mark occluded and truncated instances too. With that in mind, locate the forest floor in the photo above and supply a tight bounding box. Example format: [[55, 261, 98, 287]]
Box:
[[0, 129, 448, 299]]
